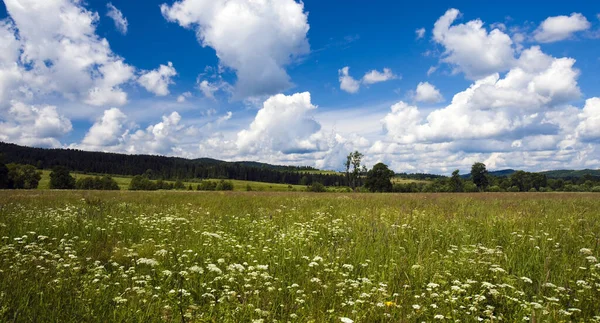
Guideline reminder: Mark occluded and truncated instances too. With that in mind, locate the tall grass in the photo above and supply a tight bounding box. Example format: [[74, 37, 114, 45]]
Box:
[[0, 191, 599, 322]]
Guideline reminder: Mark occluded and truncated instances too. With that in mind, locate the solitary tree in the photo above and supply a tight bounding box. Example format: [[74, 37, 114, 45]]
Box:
[[470, 162, 489, 191], [364, 163, 394, 192], [345, 151, 364, 190], [450, 169, 464, 192], [49, 166, 76, 189]]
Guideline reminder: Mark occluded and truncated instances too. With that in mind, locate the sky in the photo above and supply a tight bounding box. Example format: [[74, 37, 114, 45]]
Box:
[[1, 0, 600, 175]]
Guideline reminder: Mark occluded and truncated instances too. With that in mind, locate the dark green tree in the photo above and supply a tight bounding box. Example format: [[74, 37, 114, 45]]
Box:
[[450, 169, 464, 192], [0, 162, 9, 189], [7, 164, 42, 189], [49, 166, 76, 189], [364, 163, 394, 192], [470, 162, 489, 191]]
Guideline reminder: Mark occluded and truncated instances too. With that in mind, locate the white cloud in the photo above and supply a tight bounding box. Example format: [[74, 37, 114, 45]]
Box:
[[106, 3, 128, 35], [382, 46, 581, 144], [415, 28, 426, 39], [433, 8, 515, 79], [127, 112, 185, 154], [177, 91, 192, 103], [81, 108, 128, 148], [427, 66, 437, 76], [161, 0, 310, 99], [534, 13, 590, 43], [0, 102, 72, 148], [137, 62, 177, 96], [1, 0, 135, 107], [413, 82, 444, 103], [339, 67, 397, 93], [338, 67, 360, 94], [362, 68, 397, 84], [576, 98, 600, 141], [198, 80, 219, 100], [237, 92, 322, 154]]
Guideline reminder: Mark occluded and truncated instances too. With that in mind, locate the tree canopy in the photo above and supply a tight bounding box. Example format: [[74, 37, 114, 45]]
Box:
[[364, 162, 394, 192]]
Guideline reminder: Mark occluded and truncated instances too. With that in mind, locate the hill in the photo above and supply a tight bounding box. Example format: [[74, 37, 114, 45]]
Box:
[[0, 142, 346, 186]]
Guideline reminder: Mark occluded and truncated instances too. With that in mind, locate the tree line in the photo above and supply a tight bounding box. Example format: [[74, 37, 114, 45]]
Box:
[[0, 142, 347, 186]]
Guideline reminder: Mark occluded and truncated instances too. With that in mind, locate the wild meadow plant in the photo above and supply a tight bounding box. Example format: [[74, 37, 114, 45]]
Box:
[[0, 191, 599, 322]]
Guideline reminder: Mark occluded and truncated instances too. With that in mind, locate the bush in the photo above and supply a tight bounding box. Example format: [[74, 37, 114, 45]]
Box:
[[76, 176, 119, 190], [246, 184, 253, 191], [463, 182, 478, 193], [487, 185, 502, 192], [591, 186, 600, 193], [6, 164, 42, 189], [216, 180, 234, 191], [174, 180, 186, 190], [129, 175, 157, 191], [308, 182, 326, 192], [507, 186, 520, 192], [49, 166, 76, 189]]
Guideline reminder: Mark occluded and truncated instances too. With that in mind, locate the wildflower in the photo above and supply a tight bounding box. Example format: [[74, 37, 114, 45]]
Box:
[[412, 304, 421, 310], [384, 301, 395, 307], [137, 258, 159, 267], [520, 277, 533, 284], [580, 248, 593, 255], [340, 318, 354, 323], [434, 314, 444, 320]]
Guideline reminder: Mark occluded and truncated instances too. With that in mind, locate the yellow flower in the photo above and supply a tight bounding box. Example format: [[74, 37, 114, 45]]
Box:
[[385, 301, 395, 307]]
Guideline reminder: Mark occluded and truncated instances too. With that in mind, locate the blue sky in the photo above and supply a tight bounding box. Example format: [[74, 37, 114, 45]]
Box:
[[1, 0, 599, 174]]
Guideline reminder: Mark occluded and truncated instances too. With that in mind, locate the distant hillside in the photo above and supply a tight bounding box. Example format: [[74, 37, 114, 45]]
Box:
[[540, 169, 600, 179], [461, 168, 600, 179], [0, 142, 346, 186]]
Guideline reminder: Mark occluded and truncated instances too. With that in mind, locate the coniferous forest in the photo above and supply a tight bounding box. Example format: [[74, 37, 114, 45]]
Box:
[[0, 142, 347, 186]]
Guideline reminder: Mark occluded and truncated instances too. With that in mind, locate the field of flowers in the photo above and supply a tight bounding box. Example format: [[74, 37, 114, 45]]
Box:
[[1, 191, 599, 322]]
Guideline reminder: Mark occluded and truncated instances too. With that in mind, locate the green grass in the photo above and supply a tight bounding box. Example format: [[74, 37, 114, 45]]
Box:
[[37, 170, 306, 191], [391, 177, 430, 184], [0, 191, 599, 322]]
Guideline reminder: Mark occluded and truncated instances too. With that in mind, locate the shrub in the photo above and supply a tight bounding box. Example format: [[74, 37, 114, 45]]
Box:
[[6, 164, 42, 189], [49, 166, 76, 189], [308, 182, 326, 192]]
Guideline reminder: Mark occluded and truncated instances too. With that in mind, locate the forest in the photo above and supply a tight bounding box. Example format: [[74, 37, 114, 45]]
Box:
[[0, 142, 347, 186]]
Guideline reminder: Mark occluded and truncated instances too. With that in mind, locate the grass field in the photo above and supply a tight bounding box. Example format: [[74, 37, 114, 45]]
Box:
[[1, 191, 599, 322], [37, 170, 307, 192]]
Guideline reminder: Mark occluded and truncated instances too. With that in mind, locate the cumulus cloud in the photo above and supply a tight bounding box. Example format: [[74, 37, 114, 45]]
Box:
[[413, 82, 444, 103], [80, 108, 128, 148], [106, 3, 128, 35], [576, 98, 600, 141], [382, 46, 581, 144], [0, 102, 72, 148], [362, 68, 397, 84], [237, 92, 322, 154], [137, 62, 177, 96], [415, 28, 426, 39], [177, 92, 192, 103], [1, 0, 135, 108], [338, 67, 361, 94], [534, 13, 590, 43], [161, 0, 310, 99], [433, 8, 515, 79], [339, 67, 397, 93]]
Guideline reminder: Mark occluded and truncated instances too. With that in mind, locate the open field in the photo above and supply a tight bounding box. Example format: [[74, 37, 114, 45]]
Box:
[[0, 191, 599, 322], [37, 170, 307, 191]]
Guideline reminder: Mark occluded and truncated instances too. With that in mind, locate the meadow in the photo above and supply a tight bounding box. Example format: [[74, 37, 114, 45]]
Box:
[[0, 191, 599, 322], [36, 170, 307, 192]]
